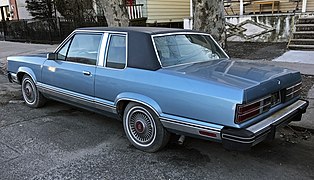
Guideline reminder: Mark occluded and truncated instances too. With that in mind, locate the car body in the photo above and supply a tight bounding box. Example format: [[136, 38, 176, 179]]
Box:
[[7, 27, 308, 152]]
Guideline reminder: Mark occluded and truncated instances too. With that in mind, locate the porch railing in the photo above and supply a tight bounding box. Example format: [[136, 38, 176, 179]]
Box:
[[127, 4, 144, 19]]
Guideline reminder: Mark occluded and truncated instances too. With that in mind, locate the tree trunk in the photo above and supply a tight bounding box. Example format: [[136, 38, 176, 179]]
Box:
[[98, 0, 129, 27], [192, 0, 226, 48]]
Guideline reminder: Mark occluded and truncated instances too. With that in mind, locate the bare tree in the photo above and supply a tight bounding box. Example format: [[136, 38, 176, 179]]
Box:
[[95, 0, 129, 27], [25, 0, 55, 19], [55, 0, 97, 23], [193, 0, 226, 48]]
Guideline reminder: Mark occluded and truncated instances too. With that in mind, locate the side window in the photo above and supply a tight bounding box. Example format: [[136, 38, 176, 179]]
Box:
[[57, 39, 71, 60], [106, 35, 126, 69], [66, 33, 102, 65]]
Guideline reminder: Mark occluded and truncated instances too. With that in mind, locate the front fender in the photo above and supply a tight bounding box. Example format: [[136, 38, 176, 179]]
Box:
[[115, 92, 162, 116], [17, 67, 37, 83]]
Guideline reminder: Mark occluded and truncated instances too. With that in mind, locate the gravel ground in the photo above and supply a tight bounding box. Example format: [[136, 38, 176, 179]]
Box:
[[226, 42, 288, 61], [0, 60, 6, 75], [301, 75, 314, 99]]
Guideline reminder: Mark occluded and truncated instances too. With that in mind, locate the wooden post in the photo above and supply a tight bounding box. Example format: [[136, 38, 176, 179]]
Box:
[[129, 0, 133, 19], [240, 0, 244, 16], [302, 0, 307, 13]]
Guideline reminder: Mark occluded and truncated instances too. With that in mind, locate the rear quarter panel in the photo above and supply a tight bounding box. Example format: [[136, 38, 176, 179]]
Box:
[[7, 56, 46, 83]]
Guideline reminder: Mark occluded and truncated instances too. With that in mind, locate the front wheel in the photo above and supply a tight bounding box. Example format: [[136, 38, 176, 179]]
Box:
[[123, 102, 170, 152], [21, 74, 46, 108]]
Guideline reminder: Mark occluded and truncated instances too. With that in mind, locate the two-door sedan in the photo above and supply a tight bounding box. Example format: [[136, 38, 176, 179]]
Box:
[[7, 27, 308, 152]]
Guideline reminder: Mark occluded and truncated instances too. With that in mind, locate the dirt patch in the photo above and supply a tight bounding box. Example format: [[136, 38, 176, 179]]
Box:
[[226, 42, 288, 61], [0, 58, 7, 75], [0, 75, 21, 105], [278, 126, 312, 144], [301, 75, 314, 99]]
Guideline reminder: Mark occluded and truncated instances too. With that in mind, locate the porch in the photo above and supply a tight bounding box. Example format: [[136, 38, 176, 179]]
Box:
[[224, 0, 314, 16], [224, 0, 314, 49]]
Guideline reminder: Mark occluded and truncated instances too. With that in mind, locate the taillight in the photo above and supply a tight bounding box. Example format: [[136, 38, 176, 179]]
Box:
[[235, 96, 272, 123], [286, 82, 302, 101]]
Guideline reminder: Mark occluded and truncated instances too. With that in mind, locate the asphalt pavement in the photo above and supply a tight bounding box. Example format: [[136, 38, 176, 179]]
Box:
[[0, 41, 57, 64]]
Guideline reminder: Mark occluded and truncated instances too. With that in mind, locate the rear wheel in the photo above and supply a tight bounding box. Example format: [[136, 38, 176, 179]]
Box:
[[21, 74, 46, 108], [123, 102, 170, 152]]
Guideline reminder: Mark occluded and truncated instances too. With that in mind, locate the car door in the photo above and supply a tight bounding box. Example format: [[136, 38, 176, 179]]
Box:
[[94, 32, 128, 111], [41, 32, 103, 106]]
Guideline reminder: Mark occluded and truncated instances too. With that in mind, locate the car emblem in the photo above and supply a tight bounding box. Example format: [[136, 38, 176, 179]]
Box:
[[277, 80, 281, 85]]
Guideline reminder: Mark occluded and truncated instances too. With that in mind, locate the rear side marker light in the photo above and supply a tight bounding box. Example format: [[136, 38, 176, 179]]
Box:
[[199, 131, 217, 137]]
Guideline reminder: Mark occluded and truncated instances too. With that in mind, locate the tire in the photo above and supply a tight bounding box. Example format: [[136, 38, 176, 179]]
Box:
[[21, 74, 46, 108], [123, 102, 170, 152]]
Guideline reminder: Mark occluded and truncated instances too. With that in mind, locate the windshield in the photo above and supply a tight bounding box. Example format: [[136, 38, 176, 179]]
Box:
[[153, 34, 228, 67]]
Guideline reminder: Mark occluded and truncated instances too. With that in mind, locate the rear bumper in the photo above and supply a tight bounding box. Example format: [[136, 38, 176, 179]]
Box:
[[221, 99, 309, 151]]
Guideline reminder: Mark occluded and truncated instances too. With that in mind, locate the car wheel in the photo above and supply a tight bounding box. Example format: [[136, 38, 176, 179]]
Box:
[[123, 102, 170, 152], [21, 74, 46, 108]]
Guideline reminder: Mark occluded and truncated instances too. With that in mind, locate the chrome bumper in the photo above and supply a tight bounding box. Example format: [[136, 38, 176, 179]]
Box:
[[221, 99, 309, 151]]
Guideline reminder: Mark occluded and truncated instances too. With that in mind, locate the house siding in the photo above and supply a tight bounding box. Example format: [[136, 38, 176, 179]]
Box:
[[225, 0, 314, 15], [146, 0, 190, 24], [307, 0, 314, 12]]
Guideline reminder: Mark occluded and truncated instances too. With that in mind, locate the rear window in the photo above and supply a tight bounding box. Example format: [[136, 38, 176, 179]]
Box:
[[153, 34, 227, 67]]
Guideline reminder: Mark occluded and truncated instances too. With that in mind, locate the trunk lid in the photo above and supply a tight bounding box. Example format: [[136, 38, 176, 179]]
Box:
[[163, 59, 301, 103]]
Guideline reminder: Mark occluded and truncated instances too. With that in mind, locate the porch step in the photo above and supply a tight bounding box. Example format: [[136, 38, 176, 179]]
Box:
[[293, 31, 314, 34], [288, 17, 314, 51], [298, 18, 314, 24], [295, 24, 314, 27], [290, 39, 314, 45], [288, 44, 314, 50], [292, 31, 314, 39], [295, 24, 314, 31]]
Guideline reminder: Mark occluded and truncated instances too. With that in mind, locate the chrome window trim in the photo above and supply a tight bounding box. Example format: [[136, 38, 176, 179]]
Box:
[[102, 32, 128, 70], [151, 32, 230, 68], [54, 31, 104, 67], [54, 30, 107, 53], [52, 59, 97, 68], [54, 31, 75, 53], [98, 33, 109, 66]]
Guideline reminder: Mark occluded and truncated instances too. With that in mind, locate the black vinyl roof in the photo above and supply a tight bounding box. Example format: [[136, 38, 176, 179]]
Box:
[[76, 27, 201, 71]]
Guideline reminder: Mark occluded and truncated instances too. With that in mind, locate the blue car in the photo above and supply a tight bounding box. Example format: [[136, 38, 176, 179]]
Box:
[[7, 27, 308, 152]]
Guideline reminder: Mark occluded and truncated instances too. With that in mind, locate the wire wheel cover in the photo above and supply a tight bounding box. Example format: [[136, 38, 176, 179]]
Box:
[[128, 107, 156, 146], [22, 79, 36, 104]]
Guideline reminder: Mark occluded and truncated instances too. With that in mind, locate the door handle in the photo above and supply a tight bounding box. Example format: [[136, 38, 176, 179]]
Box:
[[83, 71, 91, 76]]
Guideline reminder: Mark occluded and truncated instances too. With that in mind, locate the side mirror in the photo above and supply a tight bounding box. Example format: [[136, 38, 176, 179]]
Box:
[[47, 53, 57, 60]]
